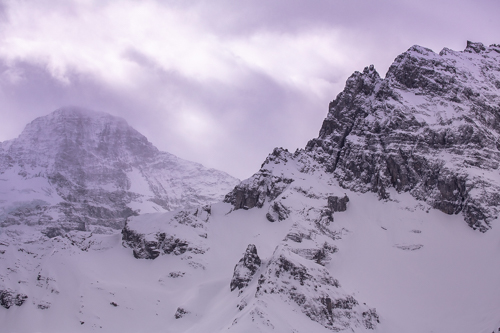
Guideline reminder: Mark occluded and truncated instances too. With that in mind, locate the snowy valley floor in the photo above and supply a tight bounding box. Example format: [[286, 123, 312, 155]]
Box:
[[1, 181, 500, 333]]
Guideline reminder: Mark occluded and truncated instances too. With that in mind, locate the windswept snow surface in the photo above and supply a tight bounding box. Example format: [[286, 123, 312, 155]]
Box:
[[1, 170, 499, 333]]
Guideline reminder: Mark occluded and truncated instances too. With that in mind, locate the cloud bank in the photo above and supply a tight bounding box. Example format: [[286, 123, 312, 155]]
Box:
[[0, 0, 498, 178]]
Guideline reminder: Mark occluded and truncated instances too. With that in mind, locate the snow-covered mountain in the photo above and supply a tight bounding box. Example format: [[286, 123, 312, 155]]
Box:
[[229, 41, 500, 232], [1, 42, 500, 333], [0, 107, 239, 233]]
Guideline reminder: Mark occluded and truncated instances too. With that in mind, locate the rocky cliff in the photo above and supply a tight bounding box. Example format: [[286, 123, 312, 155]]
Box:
[[227, 41, 500, 232]]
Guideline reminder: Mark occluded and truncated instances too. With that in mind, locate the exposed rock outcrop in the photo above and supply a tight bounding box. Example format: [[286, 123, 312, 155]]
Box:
[[253, 246, 378, 331], [174, 307, 190, 319], [305, 42, 500, 231], [266, 201, 291, 222], [0, 289, 28, 309], [226, 42, 500, 232], [327, 195, 349, 212], [230, 244, 262, 291], [122, 207, 209, 259], [224, 148, 294, 210]]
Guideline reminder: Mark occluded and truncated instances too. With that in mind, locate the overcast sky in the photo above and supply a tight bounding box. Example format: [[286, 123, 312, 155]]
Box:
[[0, 0, 498, 179]]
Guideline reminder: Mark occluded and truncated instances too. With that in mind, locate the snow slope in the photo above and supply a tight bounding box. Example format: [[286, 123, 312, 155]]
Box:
[[1, 161, 499, 332]]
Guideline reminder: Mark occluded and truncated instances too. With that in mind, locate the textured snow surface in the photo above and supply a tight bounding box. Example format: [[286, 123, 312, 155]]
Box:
[[1, 163, 500, 332]]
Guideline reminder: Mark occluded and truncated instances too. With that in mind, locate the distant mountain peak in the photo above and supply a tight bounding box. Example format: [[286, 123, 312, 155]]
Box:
[[0, 108, 239, 233]]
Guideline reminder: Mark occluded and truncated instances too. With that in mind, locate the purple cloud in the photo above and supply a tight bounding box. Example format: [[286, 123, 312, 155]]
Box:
[[0, 0, 498, 179]]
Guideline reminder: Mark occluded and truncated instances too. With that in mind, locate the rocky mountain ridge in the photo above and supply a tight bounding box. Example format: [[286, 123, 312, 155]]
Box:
[[227, 41, 500, 232]]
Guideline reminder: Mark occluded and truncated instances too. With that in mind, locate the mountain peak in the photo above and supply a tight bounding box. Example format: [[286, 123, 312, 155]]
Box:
[[0, 107, 239, 232], [27, 106, 134, 135], [407, 44, 435, 55], [37, 106, 130, 131], [236, 41, 500, 232], [9, 107, 158, 174], [52, 105, 112, 117], [464, 40, 486, 53]]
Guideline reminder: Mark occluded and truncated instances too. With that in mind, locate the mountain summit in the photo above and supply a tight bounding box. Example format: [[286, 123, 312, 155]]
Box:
[[0, 107, 239, 233]]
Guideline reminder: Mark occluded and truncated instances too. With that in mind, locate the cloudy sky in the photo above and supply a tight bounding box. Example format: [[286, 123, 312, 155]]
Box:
[[0, 0, 498, 179]]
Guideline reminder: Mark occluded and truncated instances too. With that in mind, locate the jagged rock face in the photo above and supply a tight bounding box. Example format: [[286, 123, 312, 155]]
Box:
[[215, 43, 500, 332], [122, 225, 194, 260], [225, 167, 378, 331], [265, 200, 290, 222], [304, 42, 500, 232], [174, 307, 190, 319], [327, 195, 349, 212], [224, 148, 294, 209], [247, 246, 378, 331], [230, 244, 262, 291], [0, 107, 239, 233], [122, 206, 210, 260]]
